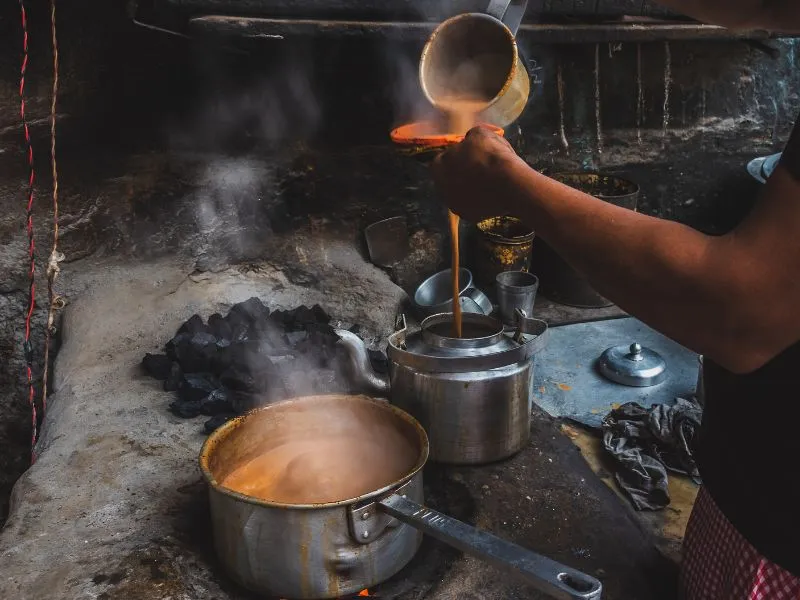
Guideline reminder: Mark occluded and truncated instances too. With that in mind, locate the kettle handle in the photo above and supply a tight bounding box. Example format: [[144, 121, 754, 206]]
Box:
[[486, 0, 528, 35]]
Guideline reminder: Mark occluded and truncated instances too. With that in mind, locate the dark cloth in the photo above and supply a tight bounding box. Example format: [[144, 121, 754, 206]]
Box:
[[602, 398, 703, 511], [779, 116, 800, 181], [699, 345, 800, 578], [699, 112, 800, 577]]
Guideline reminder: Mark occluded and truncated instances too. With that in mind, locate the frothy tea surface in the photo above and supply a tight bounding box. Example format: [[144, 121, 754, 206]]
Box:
[[220, 425, 417, 504]]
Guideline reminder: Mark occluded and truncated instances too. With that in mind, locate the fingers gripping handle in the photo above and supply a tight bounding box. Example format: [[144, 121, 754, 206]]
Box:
[[379, 493, 602, 600]]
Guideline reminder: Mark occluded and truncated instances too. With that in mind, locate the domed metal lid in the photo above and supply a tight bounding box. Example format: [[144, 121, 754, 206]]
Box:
[[598, 342, 667, 387]]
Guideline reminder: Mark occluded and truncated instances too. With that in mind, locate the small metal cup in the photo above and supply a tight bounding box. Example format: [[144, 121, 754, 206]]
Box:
[[414, 268, 492, 319], [495, 271, 539, 325]]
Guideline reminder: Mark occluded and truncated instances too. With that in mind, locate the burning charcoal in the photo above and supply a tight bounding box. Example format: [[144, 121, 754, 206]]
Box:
[[200, 389, 233, 416], [178, 373, 222, 403], [208, 313, 233, 342], [204, 414, 236, 434], [169, 399, 203, 419], [142, 353, 172, 380], [368, 349, 389, 375], [227, 297, 270, 325], [177, 314, 210, 336], [311, 304, 331, 324], [164, 362, 182, 392]]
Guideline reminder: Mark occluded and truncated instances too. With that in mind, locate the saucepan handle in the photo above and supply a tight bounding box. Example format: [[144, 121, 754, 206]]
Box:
[[378, 493, 602, 600], [486, 0, 528, 35]]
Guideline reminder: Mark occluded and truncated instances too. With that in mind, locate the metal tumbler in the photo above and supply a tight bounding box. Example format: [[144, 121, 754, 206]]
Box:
[[496, 271, 539, 325]]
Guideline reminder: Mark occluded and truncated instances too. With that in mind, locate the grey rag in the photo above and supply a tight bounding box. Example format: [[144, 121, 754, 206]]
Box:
[[602, 398, 703, 511]]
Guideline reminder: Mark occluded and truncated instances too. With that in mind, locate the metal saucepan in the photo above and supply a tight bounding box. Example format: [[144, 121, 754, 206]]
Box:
[[200, 394, 602, 600]]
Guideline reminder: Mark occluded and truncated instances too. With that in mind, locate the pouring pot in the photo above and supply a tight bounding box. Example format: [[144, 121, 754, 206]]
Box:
[[200, 394, 602, 600], [336, 311, 548, 465], [419, 0, 531, 129]]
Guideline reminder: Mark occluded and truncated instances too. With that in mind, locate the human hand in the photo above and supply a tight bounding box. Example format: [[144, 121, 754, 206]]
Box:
[[431, 125, 524, 223]]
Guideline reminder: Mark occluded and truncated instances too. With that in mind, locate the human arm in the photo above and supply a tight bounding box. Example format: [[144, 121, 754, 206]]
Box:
[[653, 0, 800, 32], [432, 126, 800, 374]]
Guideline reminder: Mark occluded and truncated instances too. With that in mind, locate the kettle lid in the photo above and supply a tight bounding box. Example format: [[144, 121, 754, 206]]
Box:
[[598, 342, 667, 387]]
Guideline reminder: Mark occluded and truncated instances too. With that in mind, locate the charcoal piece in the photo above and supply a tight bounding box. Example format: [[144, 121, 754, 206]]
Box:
[[220, 365, 258, 393], [164, 362, 182, 392], [178, 314, 210, 336], [168, 332, 218, 373], [178, 373, 222, 403], [230, 322, 250, 343], [142, 353, 172, 380], [228, 297, 270, 325], [311, 304, 331, 324], [258, 327, 292, 354], [291, 305, 317, 329], [229, 391, 262, 413], [348, 324, 364, 337], [368, 349, 390, 375], [190, 332, 218, 349], [204, 414, 236, 434], [209, 348, 230, 374], [201, 389, 233, 416], [169, 399, 203, 419], [208, 313, 233, 342], [285, 330, 308, 347], [165, 332, 191, 361]]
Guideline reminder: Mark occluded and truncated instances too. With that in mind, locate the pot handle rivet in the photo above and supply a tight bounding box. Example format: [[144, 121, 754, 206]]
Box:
[[361, 530, 370, 539], [361, 512, 370, 521]]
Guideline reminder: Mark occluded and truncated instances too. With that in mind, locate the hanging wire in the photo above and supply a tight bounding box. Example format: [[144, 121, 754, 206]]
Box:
[[42, 0, 64, 411], [18, 0, 39, 460]]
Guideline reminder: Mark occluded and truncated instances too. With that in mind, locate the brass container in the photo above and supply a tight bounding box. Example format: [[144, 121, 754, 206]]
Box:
[[470, 216, 535, 288]]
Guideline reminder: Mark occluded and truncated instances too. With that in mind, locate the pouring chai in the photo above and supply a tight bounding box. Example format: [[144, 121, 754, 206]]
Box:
[[389, 113, 503, 339], [440, 97, 488, 337]]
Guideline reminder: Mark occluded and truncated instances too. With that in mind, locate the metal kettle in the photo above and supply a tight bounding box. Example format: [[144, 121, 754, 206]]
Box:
[[336, 311, 548, 465], [419, 0, 531, 129]]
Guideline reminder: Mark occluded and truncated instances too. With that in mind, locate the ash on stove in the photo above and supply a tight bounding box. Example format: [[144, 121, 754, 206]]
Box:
[[142, 297, 388, 433]]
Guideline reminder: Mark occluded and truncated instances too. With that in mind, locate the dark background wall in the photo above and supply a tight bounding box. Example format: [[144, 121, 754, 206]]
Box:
[[0, 0, 797, 524]]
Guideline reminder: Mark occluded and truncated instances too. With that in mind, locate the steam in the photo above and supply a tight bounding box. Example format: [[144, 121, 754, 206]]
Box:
[[169, 51, 322, 265], [382, 41, 436, 126]]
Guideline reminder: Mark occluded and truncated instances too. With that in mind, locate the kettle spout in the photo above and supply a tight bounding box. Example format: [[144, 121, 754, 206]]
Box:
[[335, 329, 391, 397]]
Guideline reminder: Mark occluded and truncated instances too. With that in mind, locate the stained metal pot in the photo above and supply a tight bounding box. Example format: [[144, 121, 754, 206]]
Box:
[[200, 394, 602, 600], [337, 312, 548, 465], [531, 172, 639, 308]]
